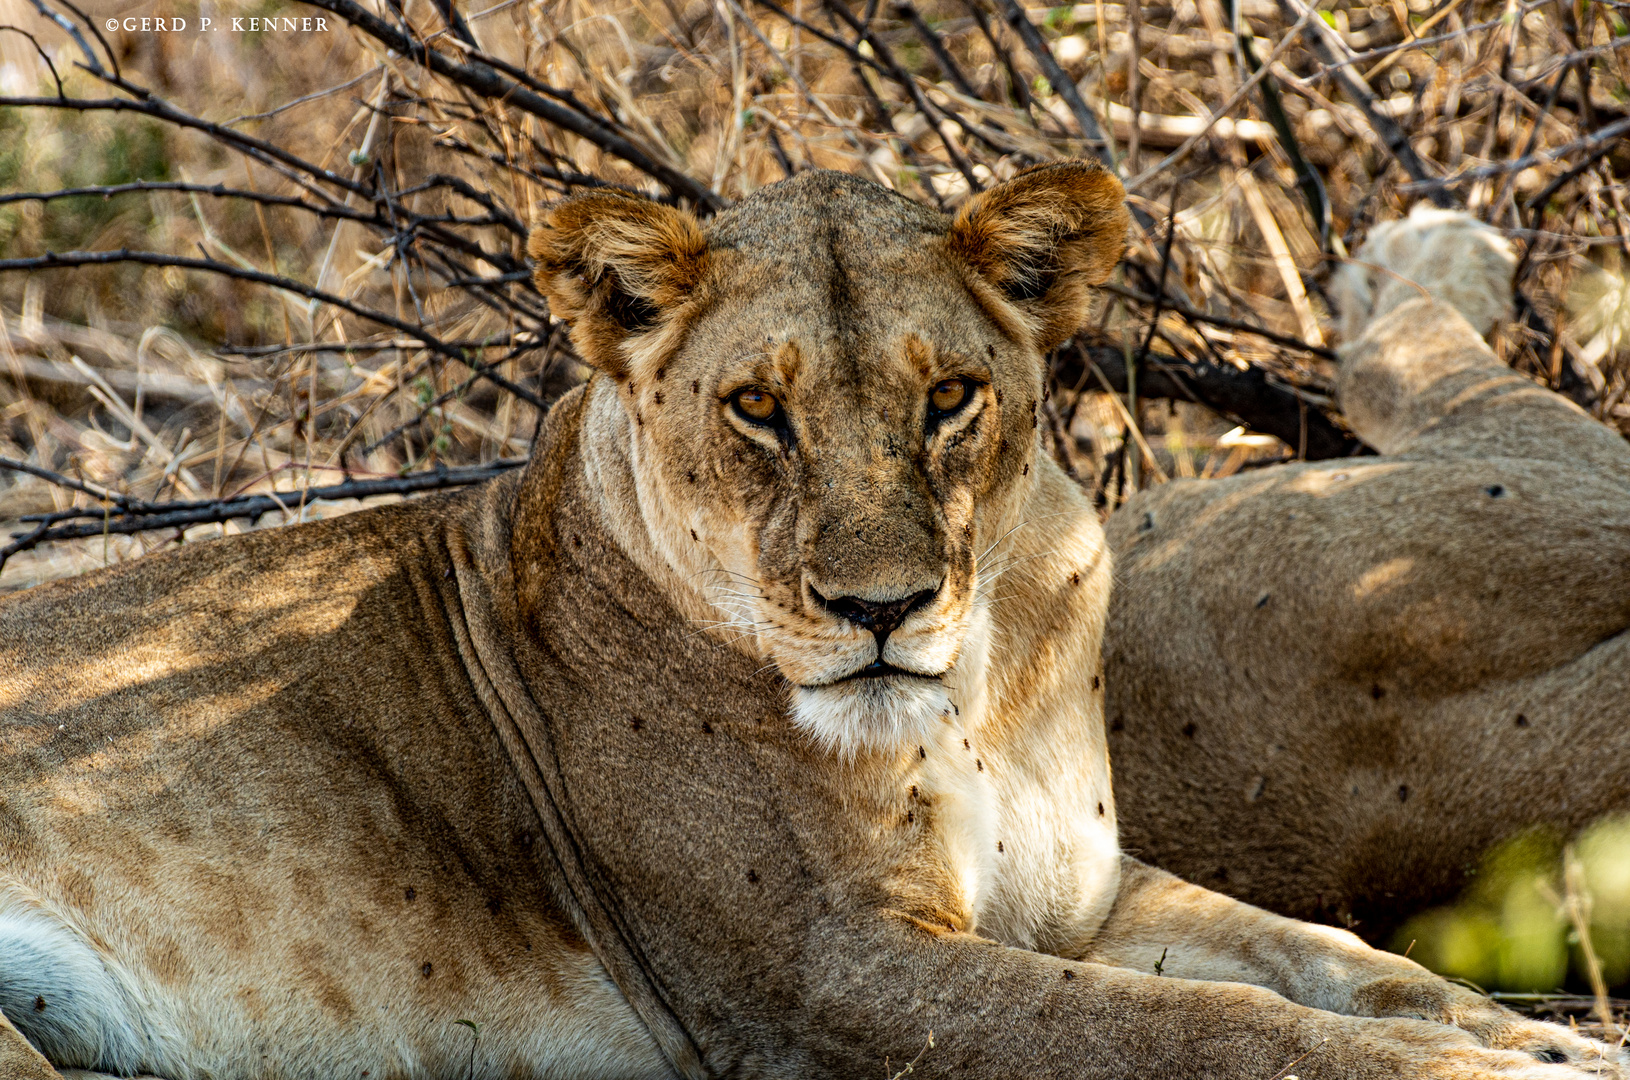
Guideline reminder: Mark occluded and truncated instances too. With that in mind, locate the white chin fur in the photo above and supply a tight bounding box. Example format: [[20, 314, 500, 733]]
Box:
[[790, 676, 952, 755]]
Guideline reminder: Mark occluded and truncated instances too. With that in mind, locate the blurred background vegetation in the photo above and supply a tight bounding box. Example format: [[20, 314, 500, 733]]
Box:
[[1, 0, 1627, 1006], [1398, 817, 1630, 1022]]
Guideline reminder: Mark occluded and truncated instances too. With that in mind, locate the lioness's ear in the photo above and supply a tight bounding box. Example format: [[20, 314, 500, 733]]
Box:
[[527, 191, 709, 377], [947, 160, 1130, 352]]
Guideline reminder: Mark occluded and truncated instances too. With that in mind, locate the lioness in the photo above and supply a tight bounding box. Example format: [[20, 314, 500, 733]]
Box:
[[1106, 208, 1630, 938], [0, 168, 1619, 1079]]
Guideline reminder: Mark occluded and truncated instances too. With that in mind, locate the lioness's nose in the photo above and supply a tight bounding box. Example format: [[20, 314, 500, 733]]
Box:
[[811, 587, 937, 641]]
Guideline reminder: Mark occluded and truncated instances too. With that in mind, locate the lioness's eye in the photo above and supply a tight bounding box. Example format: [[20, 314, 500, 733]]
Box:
[[929, 378, 971, 417], [732, 388, 781, 424]]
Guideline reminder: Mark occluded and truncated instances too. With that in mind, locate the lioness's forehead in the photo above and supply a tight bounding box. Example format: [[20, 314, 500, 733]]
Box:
[[706, 170, 948, 256], [695, 171, 995, 358]]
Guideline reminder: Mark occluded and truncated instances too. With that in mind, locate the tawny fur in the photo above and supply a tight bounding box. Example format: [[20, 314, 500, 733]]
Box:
[[0, 1007, 61, 1080], [0, 174, 1619, 1079], [1106, 208, 1630, 938]]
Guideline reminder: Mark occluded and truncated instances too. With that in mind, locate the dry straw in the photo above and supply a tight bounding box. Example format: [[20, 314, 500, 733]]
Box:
[[0, 0, 1624, 588]]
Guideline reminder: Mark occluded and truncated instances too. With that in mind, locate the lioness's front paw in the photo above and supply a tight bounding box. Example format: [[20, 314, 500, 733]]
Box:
[[1352, 976, 1628, 1074], [1457, 1009, 1626, 1073], [1331, 205, 1515, 342], [1327, 1014, 1625, 1079]]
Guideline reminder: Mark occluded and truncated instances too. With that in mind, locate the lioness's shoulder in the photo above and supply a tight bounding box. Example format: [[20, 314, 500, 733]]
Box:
[[0, 479, 509, 678]]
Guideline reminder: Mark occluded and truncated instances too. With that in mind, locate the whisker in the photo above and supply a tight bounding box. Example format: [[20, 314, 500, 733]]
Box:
[[980, 552, 1057, 576], [975, 552, 1058, 596], [687, 566, 764, 587], [976, 509, 1081, 562]]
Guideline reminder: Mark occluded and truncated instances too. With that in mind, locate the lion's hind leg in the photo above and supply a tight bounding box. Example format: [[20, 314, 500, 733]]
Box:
[[0, 899, 160, 1077], [1330, 206, 1516, 345], [1327, 207, 1627, 470]]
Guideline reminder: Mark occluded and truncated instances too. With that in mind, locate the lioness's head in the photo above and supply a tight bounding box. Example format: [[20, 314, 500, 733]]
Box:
[[529, 164, 1127, 752]]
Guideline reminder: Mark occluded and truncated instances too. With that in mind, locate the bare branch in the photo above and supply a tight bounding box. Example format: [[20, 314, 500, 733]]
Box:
[[0, 92, 369, 203], [22, 0, 101, 75], [294, 0, 727, 211], [992, 0, 1112, 160], [0, 249, 551, 409], [2, 180, 390, 222], [1277, 0, 1455, 208], [0, 455, 144, 507], [1058, 342, 1361, 459], [54, 0, 118, 77], [223, 64, 385, 126], [1, 460, 528, 568], [0, 25, 63, 96], [892, 2, 980, 100], [821, 0, 983, 190], [1400, 116, 1630, 190], [1099, 282, 1340, 360]]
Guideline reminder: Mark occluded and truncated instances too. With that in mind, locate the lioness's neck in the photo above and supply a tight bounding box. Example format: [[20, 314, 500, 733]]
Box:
[[576, 376, 729, 634]]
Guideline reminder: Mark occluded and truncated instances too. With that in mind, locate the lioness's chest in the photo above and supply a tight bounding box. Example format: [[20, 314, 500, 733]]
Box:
[[912, 716, 1120, 955]]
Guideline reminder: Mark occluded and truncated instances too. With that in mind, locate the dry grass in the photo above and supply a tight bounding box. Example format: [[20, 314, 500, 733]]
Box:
[[0, 0, 1626, 588]]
